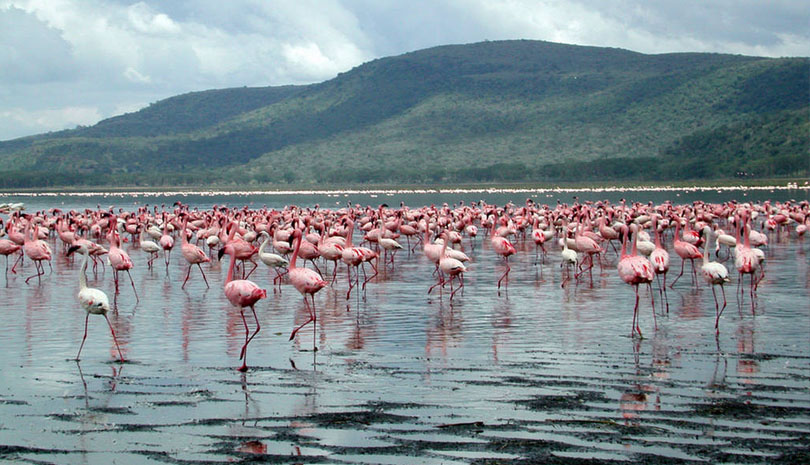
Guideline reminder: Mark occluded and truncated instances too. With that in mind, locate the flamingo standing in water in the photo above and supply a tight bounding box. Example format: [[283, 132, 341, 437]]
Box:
[[341, 218, 377, 300], [107, 217, 139, 302], [491, 219, 516, 295], [139, 227, 161, 269], [287, 229, 328, 351], [22, 216, 52, 284], [669, 218, 702, 288], [258, 231, 289, 292], [67, 244, 124, 362], [617, 224, 655, 338], [649, 215, 670, 311], [159, 215, 175, 271], [560, 222, 578, 288], [0, 238, 21, 278], [427, 232, 467, 300], [180, 216, 211, 288], [734, 213, 760, 311], [219, 241, 267, 372], [701, 226, 729, 334]]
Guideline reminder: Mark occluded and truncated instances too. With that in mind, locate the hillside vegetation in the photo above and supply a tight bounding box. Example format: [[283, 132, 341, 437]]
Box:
[[0, 40, 806, 188]]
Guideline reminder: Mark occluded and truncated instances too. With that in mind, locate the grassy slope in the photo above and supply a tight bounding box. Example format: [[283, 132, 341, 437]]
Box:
[[0, 40, 806, 187]]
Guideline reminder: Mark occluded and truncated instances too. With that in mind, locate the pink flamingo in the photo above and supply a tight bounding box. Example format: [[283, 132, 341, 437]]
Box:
[[491, 219, 516, 295], [221, 241, 267, 372], [669, 218, 702, 288], [22, 216, 52, 284], [734, 213, 760, 311], [617, 224, 655, 338], [427, 232, 467, 300], [574, 214, 603, 282], [0, 238, 21, 278], [180, 216, 211, 288], [159, 215, 175, 271], [221, 221, 259, 279], [287, 229, 328, 351], [341, 218, 377, 300], [107, 216, 139, 302], [649, 215, 670, 312]]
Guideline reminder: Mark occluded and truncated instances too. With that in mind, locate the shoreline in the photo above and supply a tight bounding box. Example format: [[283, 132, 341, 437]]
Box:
[[1, 182, 808, 198]]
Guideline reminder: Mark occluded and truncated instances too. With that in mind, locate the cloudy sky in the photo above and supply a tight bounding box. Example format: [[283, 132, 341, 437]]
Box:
[[1, 0, 808, 141]]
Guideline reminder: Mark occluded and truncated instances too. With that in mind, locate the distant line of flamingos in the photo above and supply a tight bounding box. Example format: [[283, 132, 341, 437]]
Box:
[[0, 198, 806, 371]]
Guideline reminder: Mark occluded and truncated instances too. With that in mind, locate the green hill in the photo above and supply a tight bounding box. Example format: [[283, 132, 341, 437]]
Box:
[[0, 40, 806, 188]]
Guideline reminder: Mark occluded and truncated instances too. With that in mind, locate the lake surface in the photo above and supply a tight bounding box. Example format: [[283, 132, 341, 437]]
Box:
[[0, 187, 808, 464]]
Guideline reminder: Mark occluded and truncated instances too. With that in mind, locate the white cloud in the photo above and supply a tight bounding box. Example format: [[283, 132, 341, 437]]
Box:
[[0, 106, 102, 138]]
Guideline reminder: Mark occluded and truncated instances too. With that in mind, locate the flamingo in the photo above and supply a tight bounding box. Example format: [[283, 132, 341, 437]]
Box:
[[617, 224, 655, 338], [491, 219, 516, 295], [106, 217, 139, 302], [219, 241, 267, 372], [22, 216, 52, 284], [701, 226, 730, 335], [0, 238, 21, 278], [574, 214, 603, 282], [180, 216, 211, 289], [734, 213, 760, 311], [427, 232, 467, 300], [341, 218, 377, 300], [560, 223, 578, 288], [669, 218, 702, 288], [287, 229, 328, 351], [139, 226, 161, 269], [159, 215, 175, 270], [67, 244, 124, 362], [258, 231, 289, 291], [649, 215, 670, 311]]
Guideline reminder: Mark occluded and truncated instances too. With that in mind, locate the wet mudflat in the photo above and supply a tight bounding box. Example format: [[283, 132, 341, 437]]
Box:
[[1, 192, 809, 464]]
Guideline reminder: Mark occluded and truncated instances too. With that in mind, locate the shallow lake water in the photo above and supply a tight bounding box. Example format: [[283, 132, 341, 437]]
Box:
[[0, 188, 808, 464]]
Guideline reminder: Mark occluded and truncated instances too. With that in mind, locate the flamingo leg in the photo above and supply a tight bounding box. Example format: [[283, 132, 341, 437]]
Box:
[[126, 270, 139, 302], [497, 258, 511, 295], [104, 314, 125, 362], [450, 274, 464, 300], [239, 308, 249, 362], [197, 263, 210, 288], [632, 284, 642, 338], [648, 283, 657, 330], [11, 252, 23, 274], [240, 305, 261, 366], [181, 264, 193, 288], [428, 273, 445, 295], [77, 313, 90, 361], [244, 260, 258, 279], [346, 265, 355, 300], [670, 260, 685, 288], [289, 295, 315, 345], [362, 261, 378, 290]]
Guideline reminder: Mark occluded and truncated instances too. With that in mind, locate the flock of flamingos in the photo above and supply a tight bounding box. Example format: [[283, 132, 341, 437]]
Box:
[[0, 198, 806, 371]]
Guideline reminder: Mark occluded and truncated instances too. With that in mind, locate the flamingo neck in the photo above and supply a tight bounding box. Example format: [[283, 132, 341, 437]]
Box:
[[653, 217, 662, 248], [290, 232, 302, 269], [345, 220, 354, 247], [79, 252, 89, 290], [620, 228, 628, 258], [225, 250, 235, 285], [743, 218, 751, 248], [703, 234, 710, 265], [259, 234, 270, 255], [631, 228, 639, 257], [181, 219, 189, 245]]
